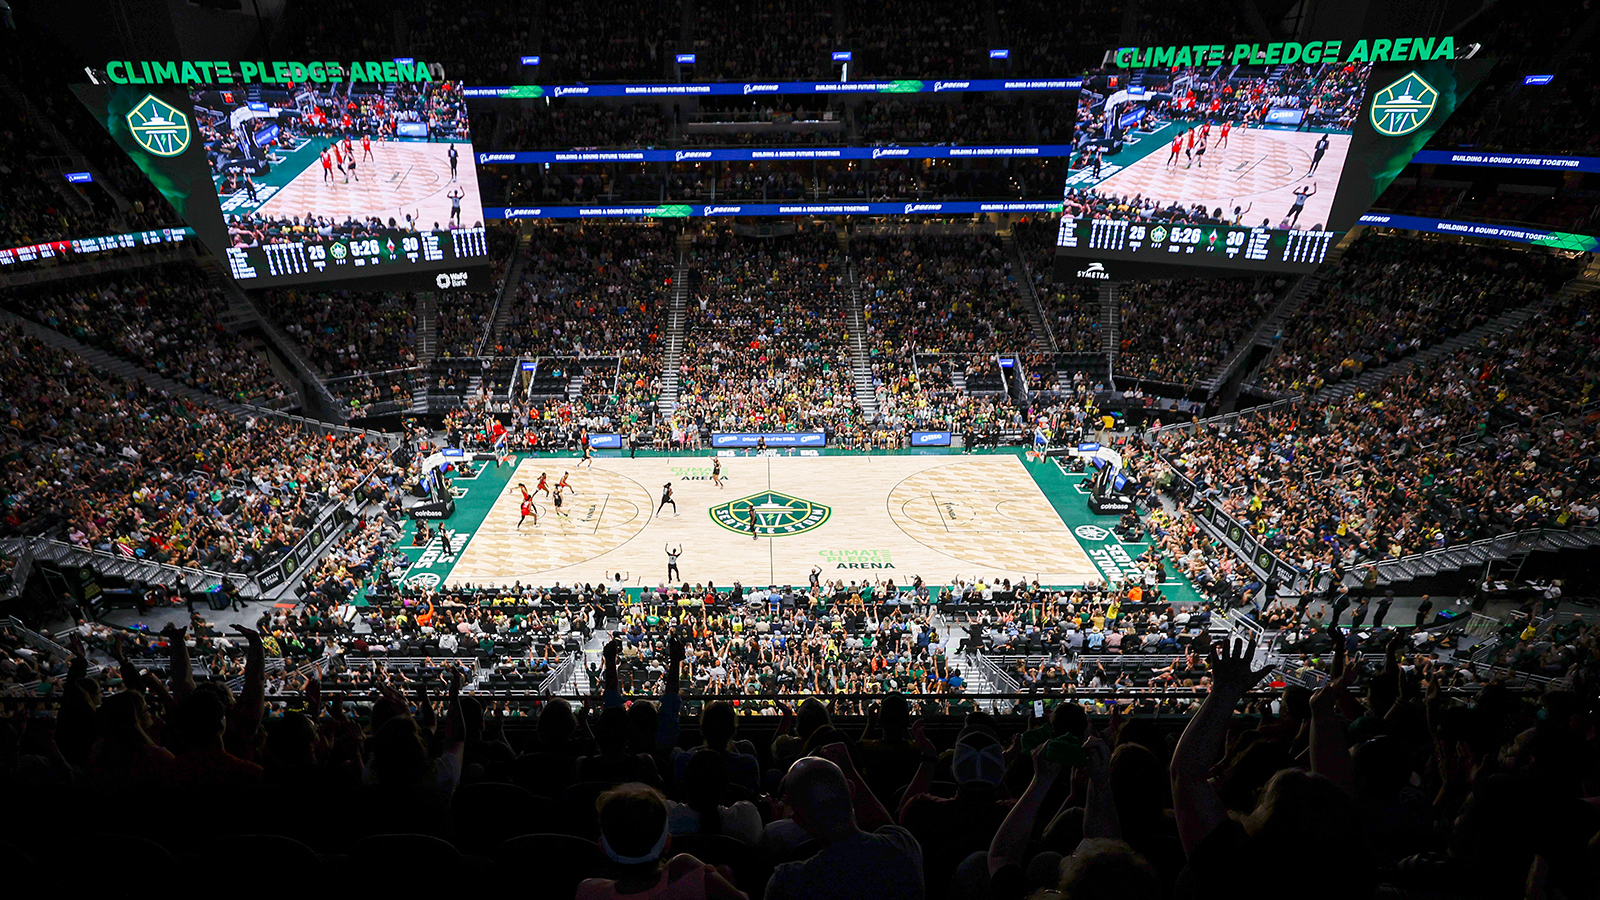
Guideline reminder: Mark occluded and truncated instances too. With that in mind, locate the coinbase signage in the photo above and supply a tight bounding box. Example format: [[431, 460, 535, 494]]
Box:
[[711, 432, 827, 448], [910, 431, 953, 446]]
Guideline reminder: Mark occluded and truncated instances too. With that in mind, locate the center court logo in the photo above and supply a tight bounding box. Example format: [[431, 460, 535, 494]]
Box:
[[1076, 262, 1110, 280], [127, 94, 190, 157], [1074, 525, 1111, 541], [1370, 72, 1439, 137], [711, 491, 830, 536]]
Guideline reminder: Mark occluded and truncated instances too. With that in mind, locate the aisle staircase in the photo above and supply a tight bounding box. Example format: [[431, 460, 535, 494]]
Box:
[[1100, 283, 1121, 371], [480, 225, 533, 355], [1201, 271, 1322, 395], [1002, 230, 1058, 351], [415, 293, 438, 364], [657, 233, 692, 416], [844, 258, 881, 422]]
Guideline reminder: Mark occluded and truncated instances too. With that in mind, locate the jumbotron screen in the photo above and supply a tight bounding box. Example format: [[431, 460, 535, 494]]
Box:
[[75, 73, 490, 290], [1055, 55, 1491, 278]]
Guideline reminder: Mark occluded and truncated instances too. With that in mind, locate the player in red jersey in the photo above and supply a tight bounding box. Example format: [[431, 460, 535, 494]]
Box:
[[557, 471, 577, 494], [1185, 129, 1196, 168], [321, 148, 334, 183], [1218, 121, 1231, 149], [332, 143, 348, 183], [362, 133, 374, 160], [534, 472, 550, 497], [516, 484, 538, 528], [1167, 132, 1182, 167]]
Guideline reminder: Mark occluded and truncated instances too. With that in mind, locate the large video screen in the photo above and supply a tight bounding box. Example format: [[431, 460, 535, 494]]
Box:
[[75, 79, 491, 290], [1053, 57, 1491, 278], [196, 81, 488, 286]]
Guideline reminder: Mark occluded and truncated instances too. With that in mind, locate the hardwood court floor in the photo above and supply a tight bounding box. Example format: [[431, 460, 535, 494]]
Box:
[[443, 454, 1100, 589], [255, 140, 484, 229], [1089, 127, 1347, 229]]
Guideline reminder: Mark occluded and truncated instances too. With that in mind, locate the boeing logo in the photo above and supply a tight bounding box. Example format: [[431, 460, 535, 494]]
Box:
[[675, 151, 713, 161], [554, 86, 590, 97], [1076, 262, 1111, 280], [903, 203, 944, 213], [705, 206, 742, 215], [933, 81, 970, 92], [872, 148, 910, 159], [506, 208, 542, 217], [479, 153, 515, 163], [743, 83, 779, 94]]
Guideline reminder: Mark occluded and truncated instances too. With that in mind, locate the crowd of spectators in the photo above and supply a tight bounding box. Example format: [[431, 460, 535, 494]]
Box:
[[6, 264, 290, 406], [491, 103, 673, 151], [691, 0, 834, 82], [0, 327, 394, 573], [855, 99, 1038, 147], [7, 567, 1594, 899], [1116, 277, 1281, 385], [498, 225, 671, 360], [259, 287, 418, 377], [1158, 288, 1600, 570], [1257, 233, 1581, 394], [672, 228, 860, 435]]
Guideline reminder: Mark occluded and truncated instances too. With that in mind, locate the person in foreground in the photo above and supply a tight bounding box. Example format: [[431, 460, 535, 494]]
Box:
[[766, 751, 926, 900], [578, 782, 749, 900]]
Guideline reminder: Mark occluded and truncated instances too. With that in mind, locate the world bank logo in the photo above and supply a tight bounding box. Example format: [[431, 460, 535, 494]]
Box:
[[126, 94, 191, 157], [711, 491, 830, 537], [1370, 72, 1438, 137]]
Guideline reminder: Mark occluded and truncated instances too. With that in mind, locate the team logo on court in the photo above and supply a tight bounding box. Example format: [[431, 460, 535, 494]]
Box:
[[406, 572, 442, 589], [1370, 72, 1438, 137], [126, 94, 190, 157], [1074, 525, 1111, 541], [711, 491, 830, 537]]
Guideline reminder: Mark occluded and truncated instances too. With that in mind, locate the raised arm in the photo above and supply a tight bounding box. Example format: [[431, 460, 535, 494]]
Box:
[[1170, 637, 1270, 856], [162, 623, 196, 699], [228, 624, 266, 746], [989, 741, 1066, 875]]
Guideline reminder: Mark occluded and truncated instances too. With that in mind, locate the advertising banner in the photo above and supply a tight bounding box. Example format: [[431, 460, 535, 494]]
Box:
[[710, 432, 827, 448]]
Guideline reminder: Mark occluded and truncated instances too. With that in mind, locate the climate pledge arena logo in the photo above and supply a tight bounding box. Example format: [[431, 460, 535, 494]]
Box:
[[1369, 72, 1438, 137], [127, 94, 190, 156], [711, 491, 830, 537]]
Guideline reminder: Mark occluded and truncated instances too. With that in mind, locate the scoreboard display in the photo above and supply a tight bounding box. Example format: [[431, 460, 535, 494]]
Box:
[[1058, 217, 1337, 274], [225, 226, 490, 284]]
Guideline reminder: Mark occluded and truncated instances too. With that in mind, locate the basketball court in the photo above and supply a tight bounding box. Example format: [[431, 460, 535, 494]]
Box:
[[217, 137, 485, 230], [1068, 123, 1347, 228], [403, 452, 1112, 591]]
